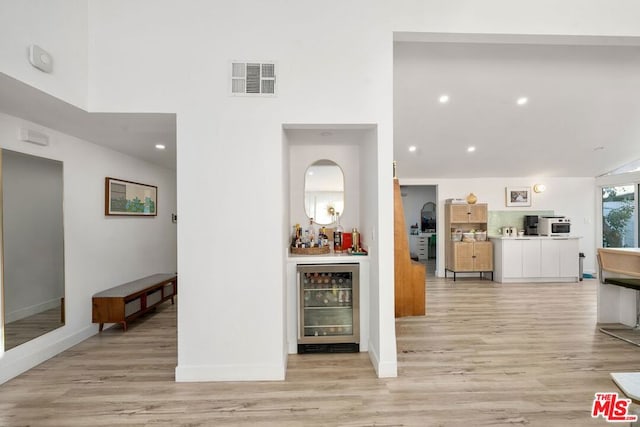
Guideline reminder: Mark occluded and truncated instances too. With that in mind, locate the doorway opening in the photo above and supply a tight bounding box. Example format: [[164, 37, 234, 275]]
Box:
[[400, 185, 438, 276]]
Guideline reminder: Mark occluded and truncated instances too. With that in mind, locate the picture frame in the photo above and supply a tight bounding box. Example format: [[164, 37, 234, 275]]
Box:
[[505, 186, 531, 207], [105, 177, 157, 216]]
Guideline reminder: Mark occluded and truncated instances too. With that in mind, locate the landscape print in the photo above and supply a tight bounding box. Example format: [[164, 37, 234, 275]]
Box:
[[105, 177, 157, 216]]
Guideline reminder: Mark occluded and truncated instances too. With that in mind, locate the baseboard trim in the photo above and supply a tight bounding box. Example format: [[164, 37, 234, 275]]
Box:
[[367, 339, 397, 378], [175, 363, 286, 382], [0, 325, 95, 385]]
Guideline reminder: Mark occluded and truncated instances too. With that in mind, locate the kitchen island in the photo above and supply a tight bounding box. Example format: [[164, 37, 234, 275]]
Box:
[[491, 236, 581, 283]]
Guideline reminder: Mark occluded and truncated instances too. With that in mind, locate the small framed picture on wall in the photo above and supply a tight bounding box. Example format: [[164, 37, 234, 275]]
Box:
[[505, 186, 531, 207]]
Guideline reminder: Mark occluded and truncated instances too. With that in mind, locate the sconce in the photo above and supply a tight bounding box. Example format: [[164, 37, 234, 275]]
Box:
[[533, 184, 546, 193]]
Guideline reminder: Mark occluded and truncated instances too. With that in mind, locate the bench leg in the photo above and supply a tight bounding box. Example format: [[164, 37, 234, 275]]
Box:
[[99, 323, 104, 332]]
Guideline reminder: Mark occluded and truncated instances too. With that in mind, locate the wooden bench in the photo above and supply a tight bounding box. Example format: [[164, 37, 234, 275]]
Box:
[[92, 273, 177, 332]]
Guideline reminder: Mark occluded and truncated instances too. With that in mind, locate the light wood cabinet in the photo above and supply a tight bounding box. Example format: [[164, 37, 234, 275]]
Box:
[[449, 242, 493, 272], [444, 202, 493, 281], [448, 203, 488, 224]]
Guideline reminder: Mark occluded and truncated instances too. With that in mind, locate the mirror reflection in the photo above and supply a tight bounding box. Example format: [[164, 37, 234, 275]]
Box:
[[304, 159, 344, 225], [2, 149, 65, 350], [421, 201, 436, 232]]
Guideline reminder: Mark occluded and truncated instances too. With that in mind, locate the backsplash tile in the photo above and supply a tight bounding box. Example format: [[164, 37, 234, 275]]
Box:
[[488, 210, 554, 236]]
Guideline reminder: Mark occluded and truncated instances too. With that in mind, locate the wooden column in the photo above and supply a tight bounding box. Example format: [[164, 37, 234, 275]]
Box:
[[394, 178, 426, 317]]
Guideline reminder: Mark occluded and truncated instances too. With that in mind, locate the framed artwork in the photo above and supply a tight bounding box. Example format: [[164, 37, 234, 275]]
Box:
[[505, 186, 531, 207], [105, 177, 157, 216]]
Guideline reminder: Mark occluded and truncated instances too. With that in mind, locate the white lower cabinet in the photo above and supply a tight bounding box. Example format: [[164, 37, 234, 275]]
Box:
[[493, 237, 580, 283]]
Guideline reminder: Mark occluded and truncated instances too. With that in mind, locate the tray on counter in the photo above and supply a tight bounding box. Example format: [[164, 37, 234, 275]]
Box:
[[290, 246, 331, 255]]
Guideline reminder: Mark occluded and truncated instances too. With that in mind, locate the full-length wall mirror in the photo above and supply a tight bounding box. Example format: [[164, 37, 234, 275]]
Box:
[[1, 149, 65, 350], [304, 159, 344, 225]]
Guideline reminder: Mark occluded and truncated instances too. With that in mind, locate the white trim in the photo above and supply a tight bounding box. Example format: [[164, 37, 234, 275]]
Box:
[[367, 339, 397, 378], [175, 363, 286, 382], [0, 325, 95, 385]]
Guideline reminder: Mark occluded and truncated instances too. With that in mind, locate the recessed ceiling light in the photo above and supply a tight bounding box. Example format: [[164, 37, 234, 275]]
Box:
[[409, 145, 417, 152], [308, 171, 314, 175], [155, 144, 166, 150], [516, 97, 528, 106], [467, 146, 476, 153], [439, 95, 449, 104]]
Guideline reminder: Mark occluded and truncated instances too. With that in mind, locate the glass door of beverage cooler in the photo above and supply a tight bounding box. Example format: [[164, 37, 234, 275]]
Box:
[[297, 264, 359, 350]]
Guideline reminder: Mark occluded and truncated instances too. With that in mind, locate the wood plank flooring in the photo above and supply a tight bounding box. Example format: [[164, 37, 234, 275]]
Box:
[[1, 275, 638, 426]]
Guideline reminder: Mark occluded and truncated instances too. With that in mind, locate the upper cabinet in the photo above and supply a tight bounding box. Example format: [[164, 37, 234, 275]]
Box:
[[448, 203, 488, 224]]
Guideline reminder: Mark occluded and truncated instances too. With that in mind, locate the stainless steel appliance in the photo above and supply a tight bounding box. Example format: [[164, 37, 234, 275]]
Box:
[[538, 216, 571, 236], [297, 263, 359, 353], [524, 215, 539, 235]]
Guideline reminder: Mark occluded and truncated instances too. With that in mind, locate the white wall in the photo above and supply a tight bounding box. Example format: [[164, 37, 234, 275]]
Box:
[[0, 113, 177, 383], [402, 177, 597, 276], [0, 0, 88, 109], [4, 0, 640, 382], [83, 0, 640, 381]]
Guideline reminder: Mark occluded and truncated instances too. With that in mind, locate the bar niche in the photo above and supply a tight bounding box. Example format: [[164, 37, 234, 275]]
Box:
[[297, 263, 359, 353]]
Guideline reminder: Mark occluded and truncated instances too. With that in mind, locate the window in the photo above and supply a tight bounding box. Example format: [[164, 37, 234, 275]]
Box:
[[602, 185, 637, 248]]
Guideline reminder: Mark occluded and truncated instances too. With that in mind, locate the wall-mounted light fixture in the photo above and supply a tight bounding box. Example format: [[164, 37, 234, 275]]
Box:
[[533, 184, 546, 193]]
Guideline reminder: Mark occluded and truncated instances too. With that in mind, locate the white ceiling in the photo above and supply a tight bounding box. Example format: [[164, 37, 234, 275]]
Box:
[[0, 73, 176, 170], [3, 37, 640, 179], [394, 39, 640, 178]]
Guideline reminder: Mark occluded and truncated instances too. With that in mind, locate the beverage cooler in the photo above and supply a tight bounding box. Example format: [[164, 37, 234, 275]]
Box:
[[297, 264, 359, 353]]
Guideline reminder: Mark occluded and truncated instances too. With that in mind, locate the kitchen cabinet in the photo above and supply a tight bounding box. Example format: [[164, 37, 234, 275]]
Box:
[[492, 237, 580, 283], [445, 202, 492, 280], [411, 234, 431, 260], [449, 242, 493, 272], [448, 203, 488, 224]]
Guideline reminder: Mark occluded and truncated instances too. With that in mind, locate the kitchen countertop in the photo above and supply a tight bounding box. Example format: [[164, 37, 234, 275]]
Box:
[[611, 372, 640, 402], [489, 235, 581, 240]]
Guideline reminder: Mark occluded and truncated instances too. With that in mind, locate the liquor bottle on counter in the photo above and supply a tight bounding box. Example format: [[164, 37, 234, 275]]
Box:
[[308, 218, 316, 247], [352, 228, 360, 252], [292, 224, 302, 247], [319, 226, 329, 247], [333, 212, 343, 253]]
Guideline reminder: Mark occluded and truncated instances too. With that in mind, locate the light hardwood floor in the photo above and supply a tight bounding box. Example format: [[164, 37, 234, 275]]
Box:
[[1, 276, 637, 426]]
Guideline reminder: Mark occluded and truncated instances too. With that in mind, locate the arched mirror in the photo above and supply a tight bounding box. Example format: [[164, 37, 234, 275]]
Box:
[[421, 201, 436, 232], [2, 149, 65, 350], [304, 159, 344, 225]]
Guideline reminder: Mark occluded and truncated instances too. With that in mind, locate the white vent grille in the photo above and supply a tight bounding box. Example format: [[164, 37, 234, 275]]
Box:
[[231, 61, 276, 96]]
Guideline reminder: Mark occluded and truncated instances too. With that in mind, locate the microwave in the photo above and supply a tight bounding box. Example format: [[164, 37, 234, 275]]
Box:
[[538, 216, 571, 236]]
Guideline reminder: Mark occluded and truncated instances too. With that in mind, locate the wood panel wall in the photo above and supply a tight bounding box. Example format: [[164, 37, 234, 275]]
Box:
[[394, 178, 426, 317]]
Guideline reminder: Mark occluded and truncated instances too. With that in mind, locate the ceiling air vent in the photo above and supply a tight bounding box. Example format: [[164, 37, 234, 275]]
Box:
[[231, 61, 276, 96]]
